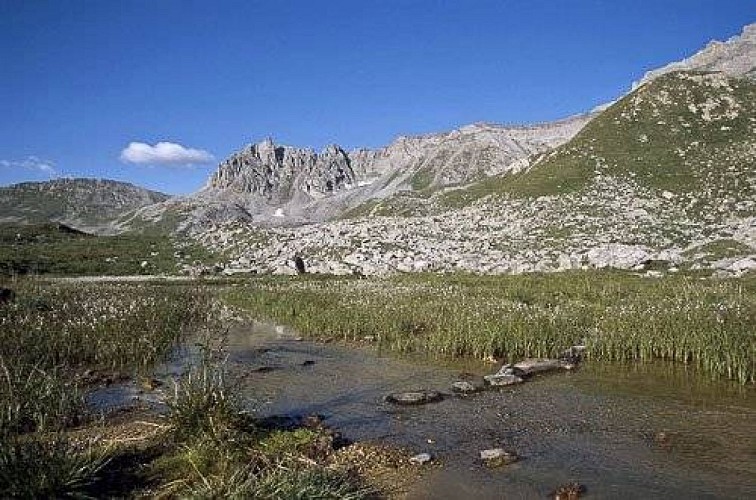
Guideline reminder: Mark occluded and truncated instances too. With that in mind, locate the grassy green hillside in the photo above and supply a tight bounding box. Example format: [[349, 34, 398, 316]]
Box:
[[440, 71, 756, 208], [0, 223, 212, 276], [0, 178, 169, 230]]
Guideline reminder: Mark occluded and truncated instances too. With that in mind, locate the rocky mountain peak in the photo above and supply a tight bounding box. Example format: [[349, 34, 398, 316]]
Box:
[[205, 138, 356, 204], [635, 22, 756, 88]]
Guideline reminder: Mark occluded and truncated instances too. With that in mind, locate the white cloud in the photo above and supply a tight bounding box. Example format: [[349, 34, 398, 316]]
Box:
[[120, 141, 214, 166], [0, 156, 58, 175]]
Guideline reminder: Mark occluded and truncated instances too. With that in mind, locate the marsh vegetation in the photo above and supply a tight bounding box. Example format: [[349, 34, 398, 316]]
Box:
[[226, 271, 755, 385], [0, 279, 372, 498]]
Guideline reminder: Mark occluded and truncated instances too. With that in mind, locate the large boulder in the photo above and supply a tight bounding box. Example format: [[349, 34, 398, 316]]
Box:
[[585, 244, 651, 270]]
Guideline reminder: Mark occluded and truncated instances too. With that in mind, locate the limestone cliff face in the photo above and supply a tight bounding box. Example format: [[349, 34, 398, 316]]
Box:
[[203, 114, 591, 218], [206, 138, 356, 203], [349, 116, 591, 189]]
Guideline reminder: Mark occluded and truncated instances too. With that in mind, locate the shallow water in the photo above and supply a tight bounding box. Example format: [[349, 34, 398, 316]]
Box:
[[90, 321, 756, 498]]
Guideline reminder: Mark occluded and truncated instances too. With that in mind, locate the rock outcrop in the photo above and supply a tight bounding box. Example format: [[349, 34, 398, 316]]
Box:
[[193, 115, 592, 225], [206, 138, 356, 203], [635, 22, 756, 88]]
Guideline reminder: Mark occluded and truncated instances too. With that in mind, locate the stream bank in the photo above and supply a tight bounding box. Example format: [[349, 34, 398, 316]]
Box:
[[91, 321, 756, 498]]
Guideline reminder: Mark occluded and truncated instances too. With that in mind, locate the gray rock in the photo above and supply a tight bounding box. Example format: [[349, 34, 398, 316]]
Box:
[[451, 380, 483, 393], [385, 390, 444, 406], [479, 448, 519, 467], [483, 373, 524, 387], [586, 244, 651, 270], [409, 453, 433, 465], [512, 358, 575, 376], [207, 138, 357, 203]]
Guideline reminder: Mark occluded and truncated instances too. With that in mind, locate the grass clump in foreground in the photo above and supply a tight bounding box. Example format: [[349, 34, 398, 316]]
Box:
[[0, 436, 112, 498], [0, 280, 374, 498], [225, 271, 756, 385], [156, 341, 372, 499], [0, 279, 211, 497]]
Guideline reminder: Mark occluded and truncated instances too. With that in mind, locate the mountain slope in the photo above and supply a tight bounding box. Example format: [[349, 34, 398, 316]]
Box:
[[443, 71, 755, 207], [0, 178, 169, 234], [197, 70, 755, 276], [7, 23, 753, 277], [166, 114, 591, 227], [635, 23, 756, 86]]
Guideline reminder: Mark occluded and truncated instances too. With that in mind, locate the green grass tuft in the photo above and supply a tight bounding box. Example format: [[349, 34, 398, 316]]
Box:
[[0, 435, 112, 498]]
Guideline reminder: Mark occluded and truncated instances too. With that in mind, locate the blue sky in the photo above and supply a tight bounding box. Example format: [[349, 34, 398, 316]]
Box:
[[0, 1, 753, 195]]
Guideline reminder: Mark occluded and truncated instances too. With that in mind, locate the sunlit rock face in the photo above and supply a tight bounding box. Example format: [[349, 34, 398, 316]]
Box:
[[206, 138, 356, 203], [634, 22, 756, 88], [199, 114, 591, 225]]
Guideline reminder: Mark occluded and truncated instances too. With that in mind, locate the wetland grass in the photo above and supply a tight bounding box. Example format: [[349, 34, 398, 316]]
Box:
[[158, 341, 371, 499], [0, 278, 374, 498], [226, 271, 755, 384], [0, 279, 211, 496]]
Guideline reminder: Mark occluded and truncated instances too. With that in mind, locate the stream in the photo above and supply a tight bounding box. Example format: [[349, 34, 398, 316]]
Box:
[[90, 321, 756, 499]]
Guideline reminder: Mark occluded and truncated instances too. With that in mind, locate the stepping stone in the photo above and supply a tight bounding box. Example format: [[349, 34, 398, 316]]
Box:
[[480, 448, 519, 467], [385, 390, 444, 406]]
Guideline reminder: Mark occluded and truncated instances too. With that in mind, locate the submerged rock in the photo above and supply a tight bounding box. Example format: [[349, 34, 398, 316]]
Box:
[[479, 448, 519, 467], [385, 390, 444, 406], [551, 482, 586, 499]]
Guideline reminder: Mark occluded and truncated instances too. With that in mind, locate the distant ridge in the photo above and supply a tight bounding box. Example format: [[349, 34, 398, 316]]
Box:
[[0, 178, 169, 233]]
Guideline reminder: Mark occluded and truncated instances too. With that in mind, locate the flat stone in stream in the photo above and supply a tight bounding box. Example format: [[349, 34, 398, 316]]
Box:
[[513, 358, 576, 375], [480, 448, 519, 467], [385, 390, 444, 406], [484, 373, 524, 387], [451, 380, 485, 393]]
